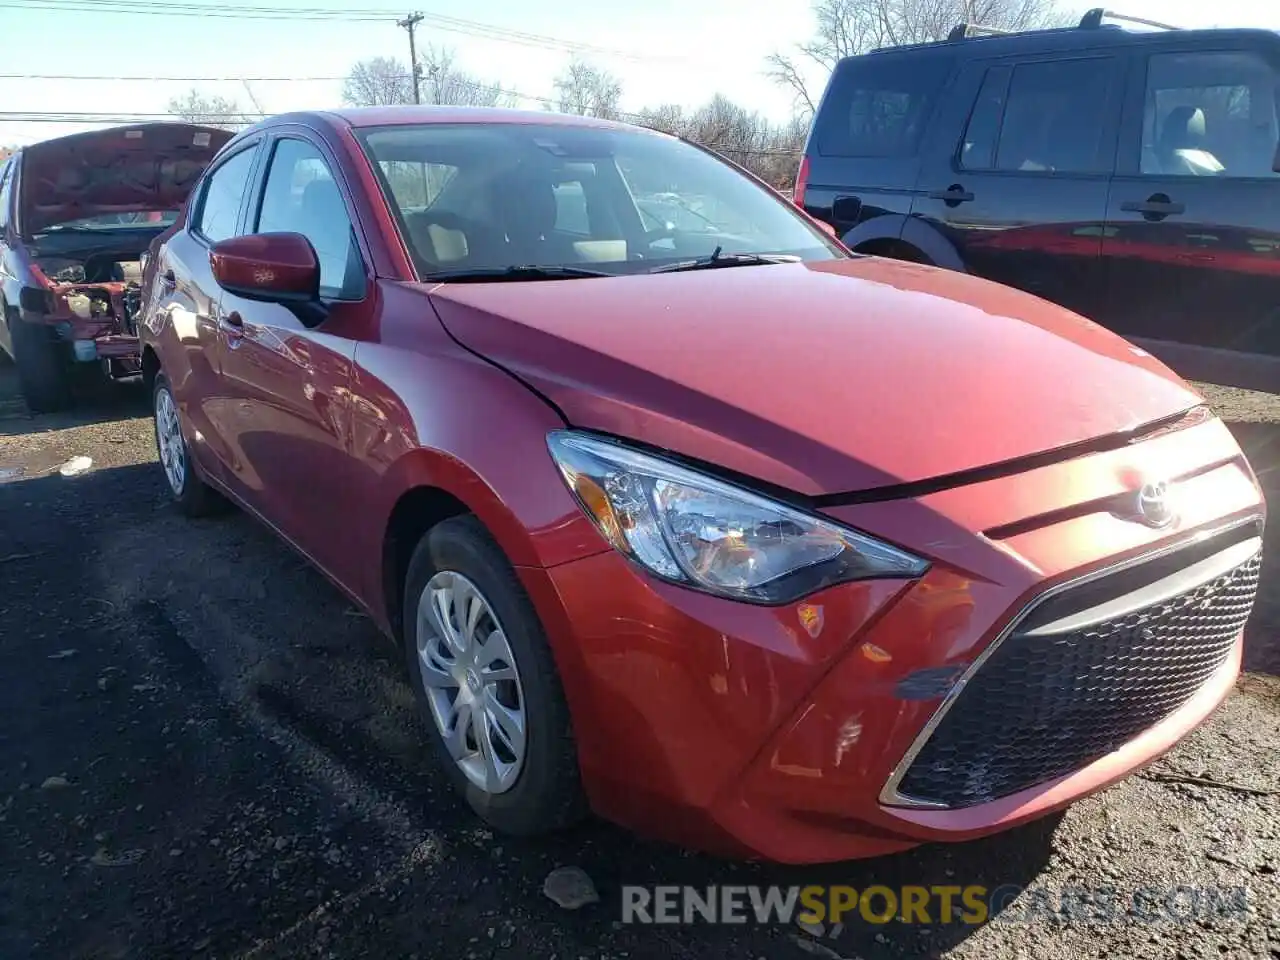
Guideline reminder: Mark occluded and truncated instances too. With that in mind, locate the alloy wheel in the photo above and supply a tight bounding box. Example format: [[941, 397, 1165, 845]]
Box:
[[154, 386, 186, 496], [416, 570, 527, 793]]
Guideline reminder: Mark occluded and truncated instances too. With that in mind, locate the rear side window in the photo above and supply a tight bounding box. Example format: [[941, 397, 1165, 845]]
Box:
[[990, 58, 1116, 174], [196, 148, 257, 243], [1140, 51, 1280, 178], [814, 55, 953, 158]]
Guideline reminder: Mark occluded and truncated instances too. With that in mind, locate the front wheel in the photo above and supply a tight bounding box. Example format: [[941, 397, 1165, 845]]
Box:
[[11, 316, 71, 413], [152, 374, 223, 517], [403, 515, 586, 836]]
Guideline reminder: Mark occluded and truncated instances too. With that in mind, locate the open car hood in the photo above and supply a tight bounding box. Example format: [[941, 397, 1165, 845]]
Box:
[[17, 122, 233, 237], [424, 258, 1204, 498]]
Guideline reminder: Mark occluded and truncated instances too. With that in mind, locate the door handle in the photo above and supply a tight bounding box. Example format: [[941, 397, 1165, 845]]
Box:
[[160, 269, 176, 290], [1120, 194, 1185, 219], [927, 184, 974, 205], [219, 311, 244, 341]]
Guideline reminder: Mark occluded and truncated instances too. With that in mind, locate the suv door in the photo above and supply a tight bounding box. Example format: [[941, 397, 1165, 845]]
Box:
[[802, 52, 954, 243], [1103, 42, 1280, 380], [913, 52, 1125, 319], [150, 140, 263, 484], [212, 132, 372, 595]]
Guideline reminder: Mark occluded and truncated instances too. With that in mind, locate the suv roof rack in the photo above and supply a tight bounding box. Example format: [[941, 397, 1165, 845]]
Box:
[[1078, 7, 1180, 31], [945, 7, 1180, 43], [946, 22, 1014, 40]]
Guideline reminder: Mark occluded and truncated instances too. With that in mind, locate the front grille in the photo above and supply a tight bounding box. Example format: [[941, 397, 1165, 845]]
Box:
[[895, 544, 1261, 809]]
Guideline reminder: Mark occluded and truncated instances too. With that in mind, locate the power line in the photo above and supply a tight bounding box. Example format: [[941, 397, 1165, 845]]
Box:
[[0, 0, 695, 63]]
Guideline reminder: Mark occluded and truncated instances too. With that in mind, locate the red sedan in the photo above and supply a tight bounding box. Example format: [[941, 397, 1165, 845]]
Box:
[[137, 106, 1265, 863]]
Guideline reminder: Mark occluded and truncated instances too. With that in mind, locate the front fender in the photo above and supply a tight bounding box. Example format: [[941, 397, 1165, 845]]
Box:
[[351, 338, 610, 612]]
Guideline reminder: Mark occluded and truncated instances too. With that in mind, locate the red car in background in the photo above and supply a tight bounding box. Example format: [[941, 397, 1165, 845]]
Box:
[[0, 123, 230, 411], [138, 106, 1264, 863]]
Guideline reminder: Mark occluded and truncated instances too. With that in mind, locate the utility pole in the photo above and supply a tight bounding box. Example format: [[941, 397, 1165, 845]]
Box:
[[397, 12, 425, 104]]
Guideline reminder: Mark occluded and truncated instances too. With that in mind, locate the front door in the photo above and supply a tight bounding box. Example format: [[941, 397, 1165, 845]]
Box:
[[912, 53, 1125, 321], [1102, 44, 1280, 384], [211, 134, 373, 594]]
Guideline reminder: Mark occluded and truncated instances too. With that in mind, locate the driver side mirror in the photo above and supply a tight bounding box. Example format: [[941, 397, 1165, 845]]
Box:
[[209, 232, 319, 304]]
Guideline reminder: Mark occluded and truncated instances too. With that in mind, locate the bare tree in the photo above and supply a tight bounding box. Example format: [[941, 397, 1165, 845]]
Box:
[[343, 48, 515, 108], [342, 56, 414, 106], [767, 0, 1063, 114], [552, 60, 623, 120], [636, 96, 807, 189], [165, 89, 252, 130], [420, 45, 517, 108]]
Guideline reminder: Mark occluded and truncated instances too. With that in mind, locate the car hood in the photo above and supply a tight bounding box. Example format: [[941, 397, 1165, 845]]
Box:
[[17, 122, 233, 237], [424, 258, 1203, 497]]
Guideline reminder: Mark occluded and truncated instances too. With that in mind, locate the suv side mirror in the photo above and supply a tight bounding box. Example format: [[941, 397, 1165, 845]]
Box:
[[209, 233, 319, 304]]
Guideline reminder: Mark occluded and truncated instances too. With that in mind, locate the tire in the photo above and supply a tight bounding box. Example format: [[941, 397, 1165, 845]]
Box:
[[403, 515, 586, 836], [152, 373, 222, 517], [10, 315, 71, 413]]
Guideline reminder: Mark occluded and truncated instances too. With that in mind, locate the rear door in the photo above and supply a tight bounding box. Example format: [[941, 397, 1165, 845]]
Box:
[[912, 52, 1124, 319], [802, 52, 954, 243], [1102, 41, 1280, 377], [152, 139, 263, 483]]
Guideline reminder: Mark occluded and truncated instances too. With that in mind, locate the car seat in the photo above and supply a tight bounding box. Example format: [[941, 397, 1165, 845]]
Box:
[[1158, 106, 1225, 176]]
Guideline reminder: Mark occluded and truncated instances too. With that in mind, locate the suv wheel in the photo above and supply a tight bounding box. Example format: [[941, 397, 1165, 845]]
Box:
[[10, 316, 71, 413], [403, 515, 586, 836], [153, 374, 222, 517]]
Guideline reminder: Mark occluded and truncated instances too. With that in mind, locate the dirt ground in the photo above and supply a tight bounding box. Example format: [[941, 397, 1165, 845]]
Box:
[[0, 364, 1276, 960]]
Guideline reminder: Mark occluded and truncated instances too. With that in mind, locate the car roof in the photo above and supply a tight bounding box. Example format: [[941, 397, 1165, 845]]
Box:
[[254, 105, 640, 132], [859, 23, 1279, 61]]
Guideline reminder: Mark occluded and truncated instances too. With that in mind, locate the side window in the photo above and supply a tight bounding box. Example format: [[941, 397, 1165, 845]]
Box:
[[959, 66, 1013, 170], [994, 58, 1116, 174], [196, 148, 256, 243], [0, 160, 12, 231], [1140, 51, 1280, 178], [255, 138, 363, 299], [814, 55, 954, 158]]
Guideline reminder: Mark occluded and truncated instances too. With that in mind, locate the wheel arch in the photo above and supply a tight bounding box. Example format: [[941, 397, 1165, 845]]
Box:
[[372, 445, 602, 641], [843, 214, 966, 272]]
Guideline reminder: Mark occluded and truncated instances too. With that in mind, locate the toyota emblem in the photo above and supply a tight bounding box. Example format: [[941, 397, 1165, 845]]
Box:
[[1135, 480, 1176, 528]]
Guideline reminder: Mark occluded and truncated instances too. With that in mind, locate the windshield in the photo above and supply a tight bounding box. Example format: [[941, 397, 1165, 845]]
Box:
[[357, 122, 842, 278], [38, 211, 177, 233]]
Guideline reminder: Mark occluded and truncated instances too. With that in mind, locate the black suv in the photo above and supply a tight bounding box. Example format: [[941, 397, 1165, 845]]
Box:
[[798, 8, 1280, 391]]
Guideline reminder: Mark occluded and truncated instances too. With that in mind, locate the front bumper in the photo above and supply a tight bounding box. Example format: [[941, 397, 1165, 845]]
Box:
[[520, 413, 1264, 863]]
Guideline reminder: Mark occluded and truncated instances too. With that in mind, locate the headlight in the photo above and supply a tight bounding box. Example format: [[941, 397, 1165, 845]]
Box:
[[547, 431, 929, 604]]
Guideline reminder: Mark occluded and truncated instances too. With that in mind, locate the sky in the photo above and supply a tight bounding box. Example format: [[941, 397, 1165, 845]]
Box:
[[1, 0, 1279, 146]]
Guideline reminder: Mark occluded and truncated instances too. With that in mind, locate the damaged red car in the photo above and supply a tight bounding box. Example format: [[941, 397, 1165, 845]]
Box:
[[0, 122, 231, 411], [140, 107, 1265, 863]]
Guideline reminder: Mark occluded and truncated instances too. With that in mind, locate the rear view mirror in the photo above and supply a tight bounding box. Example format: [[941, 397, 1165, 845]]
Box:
[[209, 232, 319, 304]]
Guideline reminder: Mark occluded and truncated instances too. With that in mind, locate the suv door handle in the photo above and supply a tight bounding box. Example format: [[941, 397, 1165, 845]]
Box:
[[160, 269, 176, 289], [1121, 194, 1185, 219], [927, 184, 974, 205]]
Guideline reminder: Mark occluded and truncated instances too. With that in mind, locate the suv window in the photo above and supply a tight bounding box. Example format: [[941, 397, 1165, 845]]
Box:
[[1140, 51, 1280, 178], [970, 58, 1115, 174], [255, 138, 363, 299], [814, 55, 953, 158], [196, 148, 256, 243]]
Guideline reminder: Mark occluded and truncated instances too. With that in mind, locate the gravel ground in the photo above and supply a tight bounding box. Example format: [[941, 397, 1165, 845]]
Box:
[[0, 365, 1276, 960]]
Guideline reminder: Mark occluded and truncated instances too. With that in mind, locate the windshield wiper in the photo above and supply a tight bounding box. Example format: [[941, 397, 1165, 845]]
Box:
[[647, 247, 801, 274], [424, 264, 612, 282]]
